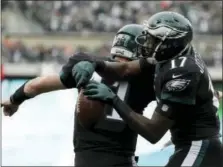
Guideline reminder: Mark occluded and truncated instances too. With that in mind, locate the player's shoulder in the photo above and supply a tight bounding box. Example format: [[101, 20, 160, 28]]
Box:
[[163, 46, 204, 71], [158, 61, 202, 91], [162, 55, 203, 80]]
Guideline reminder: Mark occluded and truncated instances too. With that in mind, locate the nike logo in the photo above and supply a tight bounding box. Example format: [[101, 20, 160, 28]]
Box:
[[172, 74, 183, 78]]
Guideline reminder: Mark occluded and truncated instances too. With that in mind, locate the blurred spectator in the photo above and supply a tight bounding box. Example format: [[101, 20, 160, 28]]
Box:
[[1, 1, 221, 67], [2, 36, 221, 68], [14, 1, 222, 34]]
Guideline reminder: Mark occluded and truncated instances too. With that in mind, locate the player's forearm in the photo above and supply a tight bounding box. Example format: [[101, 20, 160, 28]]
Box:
[[112, 96, 159, 144], [95, 60, 141, 81], [10, 75, 66, 105], [24, 75, 66, 96]]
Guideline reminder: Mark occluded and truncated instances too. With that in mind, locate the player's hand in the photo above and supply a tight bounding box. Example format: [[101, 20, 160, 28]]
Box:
[[83, 81, 116, 103], [72, 61, 95, 88], [1, 99, 19, 117]]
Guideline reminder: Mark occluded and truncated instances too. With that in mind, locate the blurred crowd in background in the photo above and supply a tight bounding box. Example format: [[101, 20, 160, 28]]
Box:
[[2, 35, 222, 68], [12, 1, 223, 34], [1, 1, 222, 68], [1, 35, 111, 64]]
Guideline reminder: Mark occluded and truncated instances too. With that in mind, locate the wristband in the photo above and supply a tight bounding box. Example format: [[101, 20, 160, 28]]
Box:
[[10, 82, 32, 105]]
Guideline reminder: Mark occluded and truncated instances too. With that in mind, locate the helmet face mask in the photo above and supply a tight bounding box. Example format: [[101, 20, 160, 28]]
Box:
[[136, 26, 186, 61], [135, 11, 193, 62], [135, 33, 161, 58]]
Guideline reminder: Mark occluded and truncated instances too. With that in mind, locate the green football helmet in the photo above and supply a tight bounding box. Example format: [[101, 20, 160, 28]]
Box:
[[111, 24, 147, 61], [135, 11, 193, 62]]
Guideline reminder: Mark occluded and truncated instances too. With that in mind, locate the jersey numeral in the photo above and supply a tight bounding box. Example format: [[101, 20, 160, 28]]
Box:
[[170, 57, 187, 69], [106, 82, 128, 121], [91, 73, 128, 121]]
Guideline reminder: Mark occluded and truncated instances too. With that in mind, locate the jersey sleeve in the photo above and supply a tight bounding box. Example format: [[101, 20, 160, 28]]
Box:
[[160, 67, 201, 105], [155, 100, 194, 120], [59, 52, 109, 88]]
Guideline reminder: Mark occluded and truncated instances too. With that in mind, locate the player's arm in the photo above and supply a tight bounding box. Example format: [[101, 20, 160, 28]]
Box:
[[1, 74, 67, 116], [112, 96, 173, 144], [8, 51, 89, 102], [1, 52, 98, 116], [9, 52, 94, 105], [9, 74, 66, 104], [12, 52, 107, 104], [112, 68, 201, 143], [72, 57, 155, 88], [95, 57, 156, 80]]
